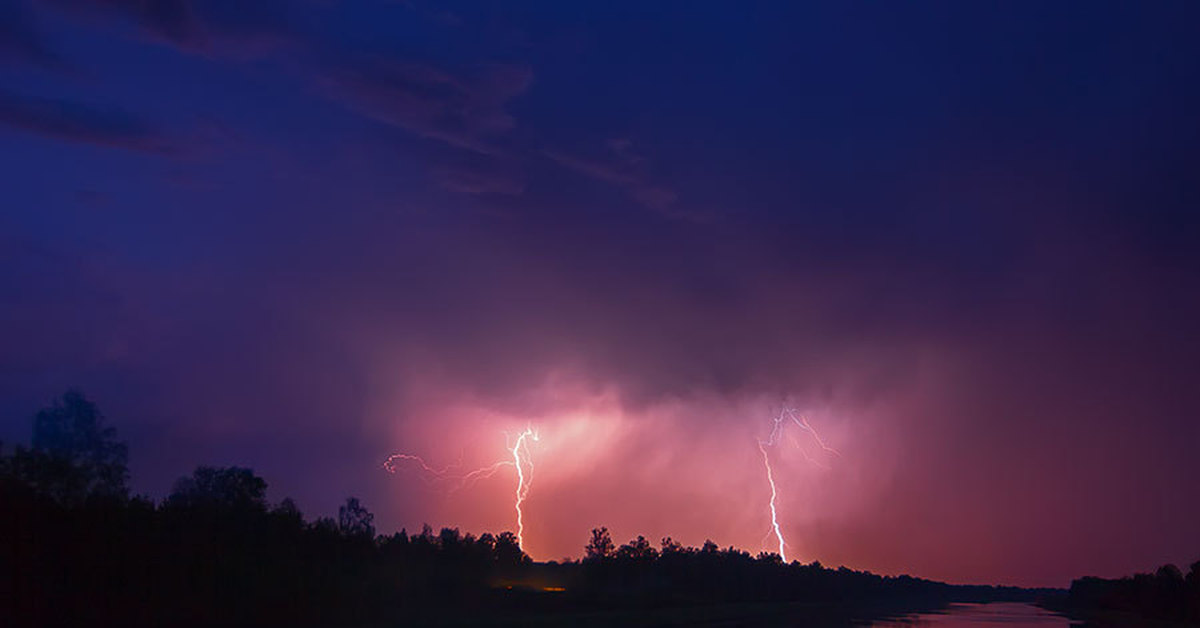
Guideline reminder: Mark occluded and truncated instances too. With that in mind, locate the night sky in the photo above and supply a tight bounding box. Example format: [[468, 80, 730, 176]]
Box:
[[3, 1, 1199, 587]]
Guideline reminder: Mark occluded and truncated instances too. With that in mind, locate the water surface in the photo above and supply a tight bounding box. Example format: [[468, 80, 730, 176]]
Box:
[[871, 602, 1077, 627]]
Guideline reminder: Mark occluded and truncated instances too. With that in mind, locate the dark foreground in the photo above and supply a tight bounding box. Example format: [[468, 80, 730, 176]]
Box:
[[1, 475, 1049, 627], [1038, 565, 1200, 628], [2, 392, 1191, 627], [398, 597, 1035, 627]]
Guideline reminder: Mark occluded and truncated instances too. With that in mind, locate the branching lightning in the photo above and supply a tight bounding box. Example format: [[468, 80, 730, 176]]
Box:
[[382, 453, 462, 480], [757, 407, 838, 563], [453, 460, 513, 492], [786, 408, 840, 458], [384, 425, 540, 549], [384, 407, 834, 563]]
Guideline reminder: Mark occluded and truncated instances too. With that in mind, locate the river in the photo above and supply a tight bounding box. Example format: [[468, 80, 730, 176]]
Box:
[[870, 602, 1077, 627]]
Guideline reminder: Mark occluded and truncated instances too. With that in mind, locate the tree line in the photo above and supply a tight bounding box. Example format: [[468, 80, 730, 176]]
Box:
[[2, 390, 1048, 627], [1065, 563, 1200, 625]]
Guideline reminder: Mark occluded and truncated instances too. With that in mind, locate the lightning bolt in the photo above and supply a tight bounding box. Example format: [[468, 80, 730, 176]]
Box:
[[382, 453, 461, 479], [509, 426, 538, 549], [786, 408, 840, 458], [453, 460, 513, 492], [758, 440, 786, 561], [757, 406, 837, 563], [383, 443, 513, 491], [384, 425, 540, 550]]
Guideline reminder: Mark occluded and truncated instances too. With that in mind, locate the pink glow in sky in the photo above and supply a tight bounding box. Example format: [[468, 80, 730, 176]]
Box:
[[366, 354, 1191, 587]]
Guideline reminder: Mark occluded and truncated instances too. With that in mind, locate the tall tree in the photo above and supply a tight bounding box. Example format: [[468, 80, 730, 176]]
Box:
[[338, 497, 375, 537], [17, 389, 129, 502], [167, 466, 268, 510], [585, 527, 615, 560]]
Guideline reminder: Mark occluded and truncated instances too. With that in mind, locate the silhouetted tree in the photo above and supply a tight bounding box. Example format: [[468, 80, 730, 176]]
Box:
[[438, 526, 461, 548], [1159, 564, 1185, 584], [0, 446, 84, 502], [1070, 561, 1200, 623], [585, 526, 615, 560], [312, 516, 338, 535], [494, 531, 526, 567], [5, 390, 129, 504], [338, 497, 375, 537], [757, 551, 784, 564], [616, 535, 658, 562], [166, 465, 267, 510], [273, 496, 303, 521]]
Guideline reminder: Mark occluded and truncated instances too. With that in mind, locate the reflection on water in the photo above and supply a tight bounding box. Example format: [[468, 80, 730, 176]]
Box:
[[871, 602, 1078, 627]]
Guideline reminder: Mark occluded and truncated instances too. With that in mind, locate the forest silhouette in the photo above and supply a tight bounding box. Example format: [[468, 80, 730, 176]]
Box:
[[2, 391, 1194, 626]]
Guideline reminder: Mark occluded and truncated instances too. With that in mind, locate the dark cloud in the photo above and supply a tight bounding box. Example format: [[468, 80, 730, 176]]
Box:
[[0, 0, 67, 69], [317, 56, 531, 155], [0, 88, 167, 151], [545, 139, 682, 216], [38, 0, 296, 55], [433, 160, 526, 197]]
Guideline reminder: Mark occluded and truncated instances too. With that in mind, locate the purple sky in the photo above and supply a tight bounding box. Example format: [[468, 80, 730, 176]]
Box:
[[1, 0, 1198, 587]]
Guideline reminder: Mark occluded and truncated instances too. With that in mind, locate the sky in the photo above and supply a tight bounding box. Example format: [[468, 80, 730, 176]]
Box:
[[2, 0, 1199, 588]]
